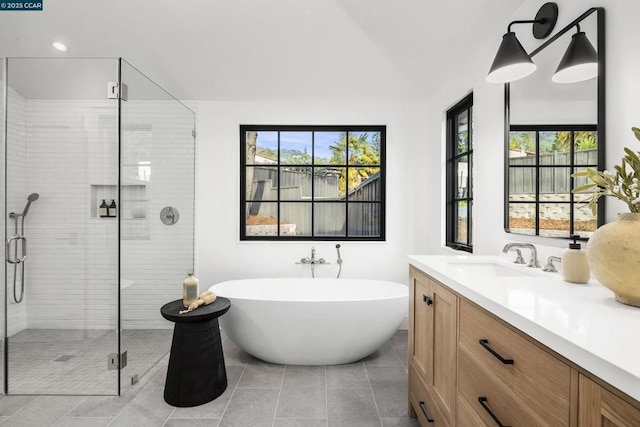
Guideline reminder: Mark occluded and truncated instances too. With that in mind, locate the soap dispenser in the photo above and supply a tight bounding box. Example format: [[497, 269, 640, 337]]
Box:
[[99, 199, 109, 218], [183, 273, 199, 307], [109, 199, 117, 218], [561, 235, 590, 284]]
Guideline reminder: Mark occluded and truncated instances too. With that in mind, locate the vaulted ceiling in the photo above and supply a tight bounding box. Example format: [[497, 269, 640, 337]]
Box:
[[0, 0, 524, 100]]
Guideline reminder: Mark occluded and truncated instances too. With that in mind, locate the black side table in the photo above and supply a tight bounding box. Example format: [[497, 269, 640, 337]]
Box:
[[160, 297, 231, 407]]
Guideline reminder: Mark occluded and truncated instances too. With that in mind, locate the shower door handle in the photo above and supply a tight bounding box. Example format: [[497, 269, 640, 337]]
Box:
[[6, 235, 27, 264]]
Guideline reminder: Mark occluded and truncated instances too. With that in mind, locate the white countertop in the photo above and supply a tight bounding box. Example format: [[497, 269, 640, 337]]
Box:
[[408, 254, 640, 402]]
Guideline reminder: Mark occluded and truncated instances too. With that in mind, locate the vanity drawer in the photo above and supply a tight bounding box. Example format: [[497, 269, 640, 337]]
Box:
[[458, 299, 571, 425], [409, 364, 448, 427], [458, 347, 562, 426], [456, 395, 484, 427]]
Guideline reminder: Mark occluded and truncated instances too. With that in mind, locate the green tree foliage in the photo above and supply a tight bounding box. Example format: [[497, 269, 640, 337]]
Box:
[[329, 133, 380, 196], [553, 131, 597, 152], [510, 132, 535, 153], [510, 130, 597, 155]]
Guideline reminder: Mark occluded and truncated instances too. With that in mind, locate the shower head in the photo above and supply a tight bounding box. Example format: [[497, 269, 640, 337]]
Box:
[[22, 193, 39, 216]]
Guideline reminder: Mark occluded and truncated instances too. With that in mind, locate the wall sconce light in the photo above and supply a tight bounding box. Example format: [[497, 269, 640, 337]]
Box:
[[487, 2, 559, 84], [552, 24, 598, 83]]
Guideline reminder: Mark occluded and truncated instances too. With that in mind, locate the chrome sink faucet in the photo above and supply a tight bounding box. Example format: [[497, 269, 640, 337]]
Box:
[[502, 243, 541, 268]]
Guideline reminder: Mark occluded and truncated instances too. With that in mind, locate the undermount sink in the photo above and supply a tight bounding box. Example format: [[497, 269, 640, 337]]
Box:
[[445, 260, 534, 277]]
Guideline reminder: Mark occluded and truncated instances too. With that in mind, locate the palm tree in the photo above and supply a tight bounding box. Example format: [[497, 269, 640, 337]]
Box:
[[329, 133, 380, 196]]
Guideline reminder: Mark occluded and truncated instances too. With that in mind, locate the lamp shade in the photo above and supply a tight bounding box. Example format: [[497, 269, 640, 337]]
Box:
[[487, 32, 536, 83], [552, 31, 598, 83]]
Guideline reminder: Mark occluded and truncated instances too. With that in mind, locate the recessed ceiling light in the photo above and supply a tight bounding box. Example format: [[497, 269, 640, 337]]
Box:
[[52, 41, 67, 52]]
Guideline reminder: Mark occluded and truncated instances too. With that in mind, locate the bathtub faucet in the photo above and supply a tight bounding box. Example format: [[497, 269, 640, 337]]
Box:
[[300, 246, 326, 265]]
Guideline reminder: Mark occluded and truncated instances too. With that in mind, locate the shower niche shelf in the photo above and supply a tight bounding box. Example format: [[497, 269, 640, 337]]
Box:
[[90, 184, 150, 240]]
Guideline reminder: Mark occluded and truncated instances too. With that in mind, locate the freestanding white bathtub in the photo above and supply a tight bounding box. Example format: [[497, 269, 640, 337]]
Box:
[[210, 278, 408, 365]]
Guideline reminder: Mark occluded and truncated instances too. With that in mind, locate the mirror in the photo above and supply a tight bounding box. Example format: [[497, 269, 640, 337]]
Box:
[[505, 7, 605, 239]]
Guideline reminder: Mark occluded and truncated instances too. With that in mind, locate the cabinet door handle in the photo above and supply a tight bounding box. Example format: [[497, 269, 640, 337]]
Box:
[[422, 294, 433, 305], [418, 400, 435, 423], [479, 339, 514, 365], [478, 397, 510, 427]]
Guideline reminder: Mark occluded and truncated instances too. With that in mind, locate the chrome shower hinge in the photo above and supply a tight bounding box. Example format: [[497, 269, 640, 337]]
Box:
[[107, 351, 128, 370], [107, 82, 128, 101]]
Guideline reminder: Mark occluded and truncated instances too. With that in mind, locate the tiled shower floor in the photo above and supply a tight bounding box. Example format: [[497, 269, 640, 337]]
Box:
[[0, 330, 419, 426], [1, 329, 173, 395]]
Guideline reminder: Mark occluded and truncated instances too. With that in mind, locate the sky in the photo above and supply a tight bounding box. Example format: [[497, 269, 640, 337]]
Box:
[[254, 130, 376, 160]]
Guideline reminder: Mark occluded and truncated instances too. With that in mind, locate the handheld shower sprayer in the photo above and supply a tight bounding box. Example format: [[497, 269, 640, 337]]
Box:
[[9, 192, 39, 304], [22, 193, 40, 217], [335, 244, 343, 279]]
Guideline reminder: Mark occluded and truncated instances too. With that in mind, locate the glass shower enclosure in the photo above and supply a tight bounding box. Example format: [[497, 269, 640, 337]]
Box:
[[1, 58, 195, 395]]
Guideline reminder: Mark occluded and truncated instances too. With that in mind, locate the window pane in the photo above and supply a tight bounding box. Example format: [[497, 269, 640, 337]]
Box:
[[249, 131, 278, 165], [313, 167, 341, 200], [280, 167, 311, 200], [455, 156, 469, 198], [245, 202, 279, 236], [314, 203, 346, 237], [348, 167, 381, 200], [246, 167, 278, 201], [455, 110, 469, 154], [241, 125, 385, 241], [508, 166, 536, 197], [539, 131, 570, 165], [281, 202, 311, 236], [314, 131, 345, 165], [573, 166, 597, 192], [348, 131, 381, 165], [574, 203, 597, 237], [539, 203, 570, 238], [509, 131, 536, 162], [506, 127, 599, 239], [281, 131, 312, 165], [539, 166, 570, 197], [508, 203, 536, 235], [468, 200, 473, 239], [574, 131, 598, 165], [348, 203, 380, 237], [455, 201, 468, 244]]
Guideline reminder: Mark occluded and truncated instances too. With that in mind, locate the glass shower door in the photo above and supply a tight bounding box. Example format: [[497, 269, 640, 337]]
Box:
[[118, 59, 195, 391], [3, 58, 120, 394]]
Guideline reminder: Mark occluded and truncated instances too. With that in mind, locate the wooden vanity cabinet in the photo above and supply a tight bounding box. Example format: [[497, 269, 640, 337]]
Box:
[[409, 266, 457, 427], [409, 264, 640, 427], [457, 299, 573, 426], [579, 375, 640, 426]]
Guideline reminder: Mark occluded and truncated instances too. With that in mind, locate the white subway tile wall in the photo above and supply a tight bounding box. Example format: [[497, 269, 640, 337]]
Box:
[[6, 87, 29, 335], [4, 92, 195, 335]]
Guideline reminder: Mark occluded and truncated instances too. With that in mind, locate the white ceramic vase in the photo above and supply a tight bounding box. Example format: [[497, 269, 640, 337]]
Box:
[[587, 212, 640, 307]]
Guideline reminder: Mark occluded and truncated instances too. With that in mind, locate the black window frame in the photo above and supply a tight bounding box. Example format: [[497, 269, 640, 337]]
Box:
[[240, 124, 386, 241], [505, 124, 600, 237], [446, 94, 473, 253]]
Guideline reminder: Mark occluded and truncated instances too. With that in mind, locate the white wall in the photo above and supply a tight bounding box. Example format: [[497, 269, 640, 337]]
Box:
[[194, 0, 640, 283], [195, 99, 428, 287], [413, 0, 640, 262]]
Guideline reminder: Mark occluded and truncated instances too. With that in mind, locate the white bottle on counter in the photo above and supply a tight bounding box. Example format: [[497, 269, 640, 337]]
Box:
[[182, 273, 199, 307], [561, 235, 590, 284]]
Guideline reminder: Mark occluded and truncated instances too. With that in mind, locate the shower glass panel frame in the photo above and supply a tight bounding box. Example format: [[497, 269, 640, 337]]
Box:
[[1, 57, 195, 396]]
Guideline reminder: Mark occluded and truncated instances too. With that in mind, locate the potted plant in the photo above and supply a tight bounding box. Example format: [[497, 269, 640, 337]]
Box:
[[572, 127, 640, 307]]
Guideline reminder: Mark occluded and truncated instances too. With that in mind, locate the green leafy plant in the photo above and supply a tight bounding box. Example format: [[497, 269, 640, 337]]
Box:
[[572, 127, 640, 215]]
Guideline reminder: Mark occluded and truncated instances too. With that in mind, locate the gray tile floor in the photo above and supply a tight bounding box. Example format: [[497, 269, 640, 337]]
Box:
[[0, 330, 420, 427], [2, 329, 173, 395]]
